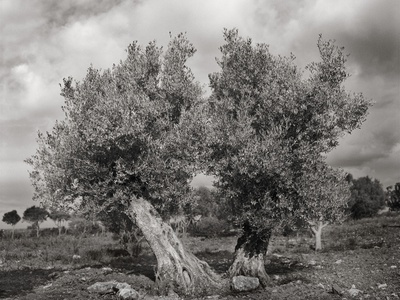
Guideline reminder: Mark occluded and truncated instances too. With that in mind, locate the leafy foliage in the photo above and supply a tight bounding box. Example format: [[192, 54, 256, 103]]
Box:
[[386, 183, 400, 211], [348, 176, 386, 219], [206, 29, 370, 238], [2, 210, 21, 227], [23, 206, 48, 223], [192, 186, 220, 217]]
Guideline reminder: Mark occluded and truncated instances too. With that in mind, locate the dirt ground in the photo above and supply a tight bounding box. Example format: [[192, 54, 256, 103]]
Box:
[[1, 219, 399, 299]]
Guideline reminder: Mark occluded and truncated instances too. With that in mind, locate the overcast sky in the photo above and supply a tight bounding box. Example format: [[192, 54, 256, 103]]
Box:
[[1, 0, 399, 228]]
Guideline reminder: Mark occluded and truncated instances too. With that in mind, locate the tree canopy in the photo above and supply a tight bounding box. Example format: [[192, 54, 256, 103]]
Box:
[[25, 33, 207, 222], [2, 210, 21, 226], [2, 210, 22, 239]]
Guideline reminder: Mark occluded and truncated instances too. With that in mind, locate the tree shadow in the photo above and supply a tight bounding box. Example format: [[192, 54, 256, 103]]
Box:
[[0, 268, 56, 298]]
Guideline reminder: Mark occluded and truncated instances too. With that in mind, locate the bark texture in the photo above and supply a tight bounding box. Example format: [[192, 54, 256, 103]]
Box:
[[228, 222, 272, 287], [129, 196, 223, 295]]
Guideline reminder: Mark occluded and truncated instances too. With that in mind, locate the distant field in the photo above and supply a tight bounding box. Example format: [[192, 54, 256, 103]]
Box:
[[0, 212, 399, 299]]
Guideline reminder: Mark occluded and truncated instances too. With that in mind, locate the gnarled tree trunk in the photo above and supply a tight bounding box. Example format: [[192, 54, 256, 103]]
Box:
[[228, 221, 273, 287], [128, 196, 223, 295]]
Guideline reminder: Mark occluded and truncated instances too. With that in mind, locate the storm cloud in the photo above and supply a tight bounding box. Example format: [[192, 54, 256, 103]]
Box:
[[1, 0, 399, 226]]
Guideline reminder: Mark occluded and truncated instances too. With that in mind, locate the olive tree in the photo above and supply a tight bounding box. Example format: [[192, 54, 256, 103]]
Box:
[[2, 210, 21, 239], [205, 29, 371, 286], [26, 34, 220, 295], [295, 157, 350, 250]]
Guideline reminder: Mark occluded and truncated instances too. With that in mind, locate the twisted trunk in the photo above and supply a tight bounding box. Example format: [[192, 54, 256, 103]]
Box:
[[228, 222, 273, 287], [128, 196, 223, 295]]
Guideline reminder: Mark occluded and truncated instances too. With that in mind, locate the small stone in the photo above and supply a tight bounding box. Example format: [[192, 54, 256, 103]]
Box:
[[87, 281, 117, 294], [390, 265, 397, 269], [116, 282, 132, 290], [43, 283, 52, 289], [231, 276, 260, 292], [331, 284, 343, 295], [102, 267, 113, 274], [72, 254, 81, 260], [335, 259, 343, 264], [348, 285, 362, 297], [378, 283, 387, 289], [309, 260, 317, 266], [118, 287, 139, 300], [48, 272, 59, 279], [317, 283, 325, 289]]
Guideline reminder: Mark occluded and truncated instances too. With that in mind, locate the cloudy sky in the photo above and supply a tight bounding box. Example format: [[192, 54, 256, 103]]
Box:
[[1, 0, 399, 228]]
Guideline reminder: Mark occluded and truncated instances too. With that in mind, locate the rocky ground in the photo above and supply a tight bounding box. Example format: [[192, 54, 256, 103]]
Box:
[[0, 215, 399, 299]]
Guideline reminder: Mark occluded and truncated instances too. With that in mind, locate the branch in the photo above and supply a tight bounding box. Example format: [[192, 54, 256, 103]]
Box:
[[321, 222, 329, 229]]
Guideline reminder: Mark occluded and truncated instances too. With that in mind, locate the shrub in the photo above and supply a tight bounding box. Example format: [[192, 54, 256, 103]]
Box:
[[348, 176, 385, 219], [84, 249, 104, 262], [190, 217, 230, 238]]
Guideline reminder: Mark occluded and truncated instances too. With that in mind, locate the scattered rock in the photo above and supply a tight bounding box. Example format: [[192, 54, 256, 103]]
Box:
[[331, 284, 343, 296], [102, 267, 113, 274], [118, 287, 139, 300], [315, 265, 323, 269], [273, 253, 283, 258], [72, 254, 81, 260], [231, 276, 260, 292], [309, 260, 317, 266], [87, 281, 117, 294], [390, 265, 397, 269], [42, 283, 52, 289], [116, 282, 132, 290], [378, 283, 387, 289], [335, 259, 343, 264], [48, 272, 59, 279], [88, 281, 134, 296], [317, 283, 325, 289], [348, 285, 362, 296]]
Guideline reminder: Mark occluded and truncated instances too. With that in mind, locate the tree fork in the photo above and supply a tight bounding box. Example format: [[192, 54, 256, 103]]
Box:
[[128, 196, 223, 295]]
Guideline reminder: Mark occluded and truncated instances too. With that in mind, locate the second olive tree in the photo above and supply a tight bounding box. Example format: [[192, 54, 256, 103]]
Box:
[[205, 29, 371, 286]]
